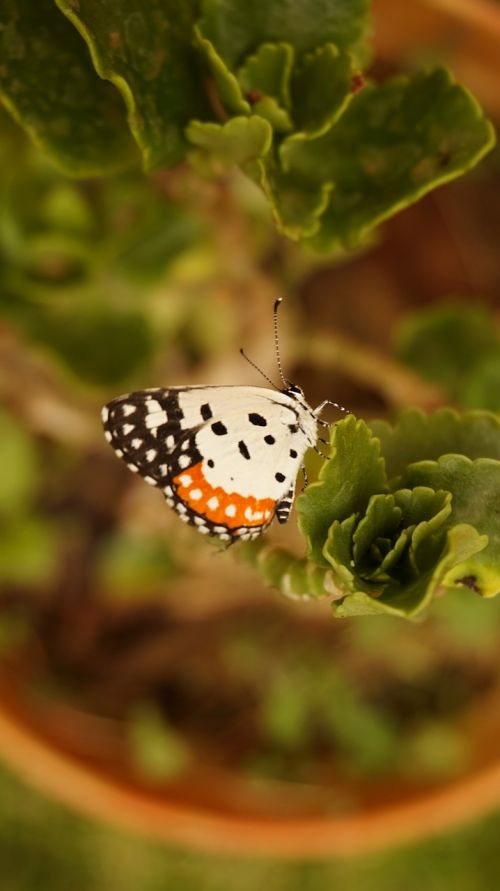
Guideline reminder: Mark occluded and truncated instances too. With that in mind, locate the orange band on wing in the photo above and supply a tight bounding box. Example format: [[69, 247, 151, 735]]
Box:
[[173, 461, 275, 528]]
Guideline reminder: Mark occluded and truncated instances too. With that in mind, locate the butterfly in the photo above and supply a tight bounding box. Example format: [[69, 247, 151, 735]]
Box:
[[101, 300, 348, 543]]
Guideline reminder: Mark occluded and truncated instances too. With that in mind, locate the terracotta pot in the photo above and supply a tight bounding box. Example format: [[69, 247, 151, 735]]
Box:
[[1, 639, 500, 859]]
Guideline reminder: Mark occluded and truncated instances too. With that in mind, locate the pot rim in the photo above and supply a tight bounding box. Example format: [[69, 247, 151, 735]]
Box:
[[0, 678, 500, 859]]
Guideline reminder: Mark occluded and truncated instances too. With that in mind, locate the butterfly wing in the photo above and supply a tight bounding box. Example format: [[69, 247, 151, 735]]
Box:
[[102, 387, 191, 488], [102, 386, 314, 541]]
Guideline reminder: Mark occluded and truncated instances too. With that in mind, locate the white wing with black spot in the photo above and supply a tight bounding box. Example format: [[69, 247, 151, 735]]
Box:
[[102, 385, 317, 540]]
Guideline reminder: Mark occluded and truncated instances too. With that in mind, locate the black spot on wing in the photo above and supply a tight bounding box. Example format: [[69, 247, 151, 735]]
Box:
[[264, 434, 275, 445], [211, 421, 228, 436], [249, 413, 267, 426], [290, 449, 298, 458], [238, 440, 250, 460], [275, 472, 286, 483], [200, 402, 213, 420]]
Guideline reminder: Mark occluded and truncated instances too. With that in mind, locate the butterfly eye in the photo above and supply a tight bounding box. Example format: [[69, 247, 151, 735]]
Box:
[[285, 383, 304, 398]]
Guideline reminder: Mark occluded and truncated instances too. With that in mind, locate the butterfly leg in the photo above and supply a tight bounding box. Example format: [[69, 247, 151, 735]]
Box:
[[313, 444, 329, 459], [314, 399, 351, 416]]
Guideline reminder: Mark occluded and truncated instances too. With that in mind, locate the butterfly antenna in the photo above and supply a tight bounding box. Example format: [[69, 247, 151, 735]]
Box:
[[239, 348, 280, 390], [273, 297, 289, 387]]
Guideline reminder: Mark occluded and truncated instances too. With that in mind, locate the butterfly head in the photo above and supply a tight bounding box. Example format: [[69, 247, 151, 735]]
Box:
[[282, 382, 305, 400]]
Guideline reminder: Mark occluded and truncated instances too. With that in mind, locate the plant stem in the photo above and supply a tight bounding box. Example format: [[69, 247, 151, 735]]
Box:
[[238, 539, 342, 601]]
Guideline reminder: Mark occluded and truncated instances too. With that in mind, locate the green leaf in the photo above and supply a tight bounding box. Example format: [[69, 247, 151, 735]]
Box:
[[247, 98, 293, 133], [297, 415, 387, 566], [281, 68, 495, 251], [289, 42, 354, 136], [462, 353, 500, 412], [56, 0, 209, 170], [250, 157, 332, 238], [369, 408, 500, 481], [396, 304, 499, 399], [403, 455, 500, 597], [193, 23, 250, 117], [198, 0, 370, 68], [370, 526, 412, 581], [186, 115, 272, 168], [237, 42, 294, 110], [236, 42, 294, 131], [0, 0, 135, 175], [323, 514, 358, 593], [0, 411, 38, 514], [333, 524, 487, 617], [351, 494, 402, 567], [395, 487, 452, 574]]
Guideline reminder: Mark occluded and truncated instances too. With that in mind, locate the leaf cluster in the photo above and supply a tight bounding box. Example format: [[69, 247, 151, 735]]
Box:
[[0, 0, 494, 250], [296, 409, 500, 617]]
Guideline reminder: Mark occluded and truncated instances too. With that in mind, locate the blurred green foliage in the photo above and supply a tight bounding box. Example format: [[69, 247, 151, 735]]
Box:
[[0, 111, 207, 386], [396, 304, 500, 412], [211, 592, 500, 786], [97, 531, 179, 596], [0, 409, 59, 585], [3, 759, 500, 891], [0, 410, 38, 513], [259, 656, 400, 777], [128, 702, 190, 780]]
